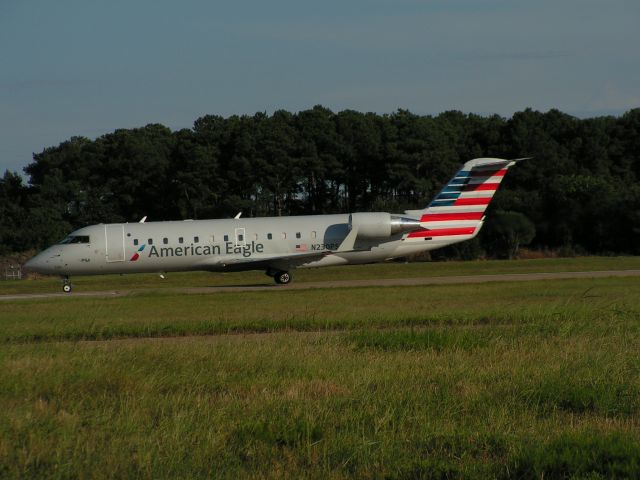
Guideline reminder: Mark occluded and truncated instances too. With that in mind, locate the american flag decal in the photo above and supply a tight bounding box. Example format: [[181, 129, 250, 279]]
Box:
[[295, 244, 308, 252]]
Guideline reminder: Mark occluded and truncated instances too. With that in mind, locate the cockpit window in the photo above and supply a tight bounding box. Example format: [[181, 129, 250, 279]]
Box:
[[59, 235, 90, 244]]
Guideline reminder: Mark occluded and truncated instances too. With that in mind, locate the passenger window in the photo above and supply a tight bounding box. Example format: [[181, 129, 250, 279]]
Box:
[[179, 237, 184, 244], [267, 233, 272, 240], [224, 235, 229, 242], [311, 231, 317, 239], [238, 234, 244, 242], [194, 236, 199, 243], [148, 239, 153, 245], [281, 232, 287, 239], [134, 239, 139, 246], [296, 232, 301, 239], [163, 238, 168, 245]]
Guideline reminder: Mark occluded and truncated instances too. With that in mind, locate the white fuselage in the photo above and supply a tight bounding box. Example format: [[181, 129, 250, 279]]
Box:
[[25, 213, 471, 277]]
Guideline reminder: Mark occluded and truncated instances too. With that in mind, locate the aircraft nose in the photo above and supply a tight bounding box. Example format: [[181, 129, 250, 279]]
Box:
[[24, 250, 61, 274], [24, 253, 45, 273]]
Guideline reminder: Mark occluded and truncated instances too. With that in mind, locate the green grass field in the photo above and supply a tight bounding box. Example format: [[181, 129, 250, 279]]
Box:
[[3, 255, 640, 295], [1, 258, 640, 478]]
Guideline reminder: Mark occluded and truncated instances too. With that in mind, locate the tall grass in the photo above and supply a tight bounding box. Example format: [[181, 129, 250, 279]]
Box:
[[1, 276, 639, 478]]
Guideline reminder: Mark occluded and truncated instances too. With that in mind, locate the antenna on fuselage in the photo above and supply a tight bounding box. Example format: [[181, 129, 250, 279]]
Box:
[[234, 212, 242, 219], [139, 216, 147, 223]]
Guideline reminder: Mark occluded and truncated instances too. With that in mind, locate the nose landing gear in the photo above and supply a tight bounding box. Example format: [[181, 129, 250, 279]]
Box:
[[62, 277, 72, 293]]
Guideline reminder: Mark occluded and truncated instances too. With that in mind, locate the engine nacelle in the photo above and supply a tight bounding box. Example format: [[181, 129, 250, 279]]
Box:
[[349, 212, 422, 239]]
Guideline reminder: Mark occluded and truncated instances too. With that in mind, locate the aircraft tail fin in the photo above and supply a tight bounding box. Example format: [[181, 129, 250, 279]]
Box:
[[404, 157, 525, 241]]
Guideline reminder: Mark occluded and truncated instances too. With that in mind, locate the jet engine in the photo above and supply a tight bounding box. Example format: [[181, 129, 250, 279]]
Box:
[[349, 212, 422, 239]]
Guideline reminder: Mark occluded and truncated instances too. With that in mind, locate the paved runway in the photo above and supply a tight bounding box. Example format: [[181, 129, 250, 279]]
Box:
[[2, 269, 640, 301]]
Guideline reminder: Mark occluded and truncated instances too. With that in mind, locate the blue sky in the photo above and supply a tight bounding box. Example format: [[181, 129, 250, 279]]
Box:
[[1, 0, 639, 174]]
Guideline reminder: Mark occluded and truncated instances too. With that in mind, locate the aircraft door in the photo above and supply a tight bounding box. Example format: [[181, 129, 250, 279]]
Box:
[[234, 227, 246, 247], [105, 224, 125, 262]]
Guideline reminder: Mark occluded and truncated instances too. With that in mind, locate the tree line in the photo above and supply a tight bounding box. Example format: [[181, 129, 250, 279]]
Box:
[[1, 106, 639, 258]]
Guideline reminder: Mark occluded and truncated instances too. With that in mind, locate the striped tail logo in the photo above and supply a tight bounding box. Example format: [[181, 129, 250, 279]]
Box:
[[130, 244, 146, 261], [407, 158, 518, 240]]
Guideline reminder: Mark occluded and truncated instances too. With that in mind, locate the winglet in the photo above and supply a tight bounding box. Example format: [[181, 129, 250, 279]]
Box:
[[139, 216, 147, 223], [336, 226, 359, 252]]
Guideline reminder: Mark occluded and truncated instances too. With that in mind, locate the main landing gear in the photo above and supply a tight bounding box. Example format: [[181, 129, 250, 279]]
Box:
[[266, 269, 292, 285], [274, 271, 291, 285], [62, 276, 72, 293]]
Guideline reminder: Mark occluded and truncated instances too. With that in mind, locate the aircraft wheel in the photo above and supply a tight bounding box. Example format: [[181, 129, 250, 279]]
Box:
[[62, 283, 72, 293], [274, 271, 291, 285]]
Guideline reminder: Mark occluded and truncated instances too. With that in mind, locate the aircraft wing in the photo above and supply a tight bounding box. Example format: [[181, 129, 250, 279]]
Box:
[[197, 250, 330, 271]]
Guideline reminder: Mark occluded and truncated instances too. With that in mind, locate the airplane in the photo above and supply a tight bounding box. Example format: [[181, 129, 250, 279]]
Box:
[[25, 157, 523, 292]]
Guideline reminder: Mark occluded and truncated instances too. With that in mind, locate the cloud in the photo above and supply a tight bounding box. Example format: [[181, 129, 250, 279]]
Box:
[[455, 51, 574, 62], [0, 78, 93, 91]]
